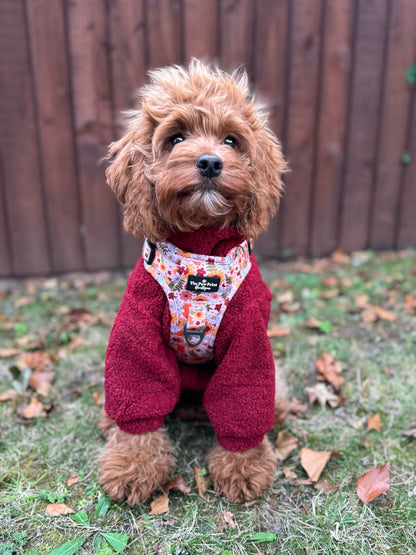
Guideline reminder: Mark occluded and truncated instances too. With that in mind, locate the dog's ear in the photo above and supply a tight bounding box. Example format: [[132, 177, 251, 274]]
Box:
[[106, 131, 137, 204]]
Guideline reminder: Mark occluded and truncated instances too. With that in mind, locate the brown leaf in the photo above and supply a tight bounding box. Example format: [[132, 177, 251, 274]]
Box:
[[304, 317, 323, 329], [300, 447, 332, 482], [66, 307, 97, 325], [45, 503, 75, 516], [0, 389, 21, 402], [404, 294, 416, 313], [403, 425, 416, 438], [372, 306, 396, 322], [0, 348, 22, 358], [331, 248, 350, 264], [275, 432, 299, 461], [355, 294, 370, 308], [162, 476, 191, 495], [315, 353, 344, 390], [16, 396, 47, 419], [69, 337, 84, 351], [194, 466, 208, 498], [149, 495, 169, 515], [28, 369, 55, 396], [223, 511, 236, 528], [283, 467, 298, 480], [305, 383, 340, 409], [20, 351, 52, 372], [92, 391, 103, 406], [287, 396, 308, 417], [267, 326, 291, 338], [356, 462, 390, 503], [322, 276, 338, 287], [67, 474, 79, 486], [301, 503, 309, 515], [314, 480, 341, 493], [367, 413, 383, 432], [360, 308, 378, 323]]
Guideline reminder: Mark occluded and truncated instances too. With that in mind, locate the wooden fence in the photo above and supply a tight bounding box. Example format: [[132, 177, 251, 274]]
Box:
[[1, 0, 415, 277]]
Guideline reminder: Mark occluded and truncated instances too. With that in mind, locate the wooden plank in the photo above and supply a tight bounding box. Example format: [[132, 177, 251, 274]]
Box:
[[0, 156, 12, 276], [67, 0, 120, 270], [146, 0, 183, 68], [397, 96, 416, 248], [279, 0, 323, 257], [26, 0, 84, 272], [184, 0, 219, 62], [0, 0, 51, 275], [219, 0, 254, 75], [339, 0, 389, 252], [370, 0, 416, 250], [108, 0, 147, 267], [310, 0, 354, 256], [252, 0, 289, 258]]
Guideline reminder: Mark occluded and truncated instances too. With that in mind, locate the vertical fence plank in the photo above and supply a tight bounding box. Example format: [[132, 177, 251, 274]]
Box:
[[397, 95, 416, 248], [370, 0, 416, 250], [219, 0, 254, 74], [310, 0, 353, 256], [339, 0, 389, 252], [108, 0, 147, 267], [26, 0, 84, 273], [0, 0, 51, 275], [184, 0, 219, 62], [146, 0, 183, 68], [67, 0, 119, 271], [0, 158, 12, 276], [280, 0, 323, 257], [253, 0, 289, 258]]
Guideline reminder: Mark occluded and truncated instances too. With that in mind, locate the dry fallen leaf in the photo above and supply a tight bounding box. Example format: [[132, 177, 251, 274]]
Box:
[[267, 326, 291, 338], [223, 511, 236, 528], [283, 467, 298, 480], [0, 389, 21, 402], [360, 308, 378, 323], [315, 353, 344, 390], [28, 368, 55, 396], [45, 503, 75, 516], [287, 396, 308, 418], [149, 495, 169, 515], [16, 397, 47, 419], [314, 480, 341, 493], [322, 276, 338, 287], [92, 391, 104, 406], [356, 462, 390, 503], [162, 476, 191, 495], [367, 413, 383, 432], [194, 466, 208, 498], [300, 447, 332, 482], [67, 474, 79, 486], [0, 348, 22, 358], [372, 306, 396, 322], [20, 351, 52, 372], [403, 425, 416, 438], [275, 432, 299, 461], [69, 336, 84, 351], [305, 383, 340, 409]]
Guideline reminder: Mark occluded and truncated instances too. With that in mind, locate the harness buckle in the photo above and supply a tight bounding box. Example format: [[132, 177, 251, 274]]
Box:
[[144, 241, 157, 265], [183, 324, 206, 346]]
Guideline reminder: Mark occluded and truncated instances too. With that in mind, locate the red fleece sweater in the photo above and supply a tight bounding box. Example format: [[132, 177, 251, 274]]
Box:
[[104, 226, 275, 451]]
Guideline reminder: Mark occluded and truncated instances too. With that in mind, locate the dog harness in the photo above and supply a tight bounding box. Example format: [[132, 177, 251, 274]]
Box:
[[143, 238, 252, 364]]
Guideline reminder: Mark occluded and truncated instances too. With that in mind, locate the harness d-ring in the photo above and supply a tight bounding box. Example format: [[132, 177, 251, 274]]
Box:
[[183, 324, 206, 346]]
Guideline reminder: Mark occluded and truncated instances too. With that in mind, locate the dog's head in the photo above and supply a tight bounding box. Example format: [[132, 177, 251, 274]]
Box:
[[106, 59, 287, 242]]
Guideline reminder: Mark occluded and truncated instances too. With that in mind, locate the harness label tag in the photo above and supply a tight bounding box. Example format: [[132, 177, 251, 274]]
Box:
[[186, 275, 220, 293]]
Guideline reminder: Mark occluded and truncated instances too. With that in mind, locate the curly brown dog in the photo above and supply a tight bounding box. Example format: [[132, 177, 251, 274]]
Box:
[[98, 60, 288, 505]]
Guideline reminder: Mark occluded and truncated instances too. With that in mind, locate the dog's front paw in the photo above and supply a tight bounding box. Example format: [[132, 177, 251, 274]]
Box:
[[98, 428, 175, 505], [206, 438, 277, 503]]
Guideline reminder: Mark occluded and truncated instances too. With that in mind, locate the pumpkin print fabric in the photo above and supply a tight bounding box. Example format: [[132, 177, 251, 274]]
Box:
[[143, 238, 252, 364]]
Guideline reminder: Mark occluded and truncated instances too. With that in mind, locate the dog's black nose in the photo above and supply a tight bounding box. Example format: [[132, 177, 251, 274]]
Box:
[[196, 154, 223, 178]]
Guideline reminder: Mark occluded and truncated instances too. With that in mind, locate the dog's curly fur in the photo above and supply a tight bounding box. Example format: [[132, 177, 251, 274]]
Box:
[[99, 59, 288, 504]]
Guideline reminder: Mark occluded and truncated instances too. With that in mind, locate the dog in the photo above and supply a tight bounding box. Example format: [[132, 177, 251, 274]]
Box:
[[98, 60, 288, 505]]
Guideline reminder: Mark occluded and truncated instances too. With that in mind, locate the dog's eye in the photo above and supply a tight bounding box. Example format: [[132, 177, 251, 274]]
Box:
[[169, 134, 185, 148], [223, 136, 237, 149]]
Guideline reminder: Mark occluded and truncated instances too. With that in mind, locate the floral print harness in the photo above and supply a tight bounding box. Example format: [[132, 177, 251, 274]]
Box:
[[143, 238, 252, 365]]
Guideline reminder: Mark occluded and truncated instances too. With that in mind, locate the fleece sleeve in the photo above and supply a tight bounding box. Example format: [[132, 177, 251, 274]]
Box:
[[202, 261, 276, 451], [104, 260, 181, 434]]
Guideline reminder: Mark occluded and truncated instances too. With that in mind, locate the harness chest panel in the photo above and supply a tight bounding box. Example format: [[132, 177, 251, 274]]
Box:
[[143, 238, 252, 364]]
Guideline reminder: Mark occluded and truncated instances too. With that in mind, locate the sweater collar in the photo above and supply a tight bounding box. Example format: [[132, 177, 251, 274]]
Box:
[[168, 226, 245, 257]]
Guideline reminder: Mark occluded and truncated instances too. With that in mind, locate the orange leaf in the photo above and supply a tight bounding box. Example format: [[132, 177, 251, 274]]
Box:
[[283, 467, 298, 480], [149, 495, 169, 515], [46, 503, 75, 516], [275, 432, 299, 461], [194, 466, 207, 498], [17, 397, 47, 419], [315, 353, 344, 390], [356, 462, 390, 503], [0, 389, 20, 402], [162, 476, 191, 495], [223, 511, 236, 528], [267, 326, 291, 338], [372, 306, 396, 322], [28, 369, 55, 396], [360, 308, 378, 323], [20, 351, 52, 372], [92, 391, 104, 406], [300, 447, 332, 482], [67, 474, 79, 486], [0, 348, 22, 358], [367, 413, 383, 432]]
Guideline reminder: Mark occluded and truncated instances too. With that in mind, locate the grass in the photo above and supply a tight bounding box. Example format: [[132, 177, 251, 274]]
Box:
[[0, 249, 415, 554]]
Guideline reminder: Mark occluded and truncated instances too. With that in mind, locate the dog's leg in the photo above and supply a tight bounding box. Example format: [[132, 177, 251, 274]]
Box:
[[206, 437, 277, 503], [98, 427, 175, 505]]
